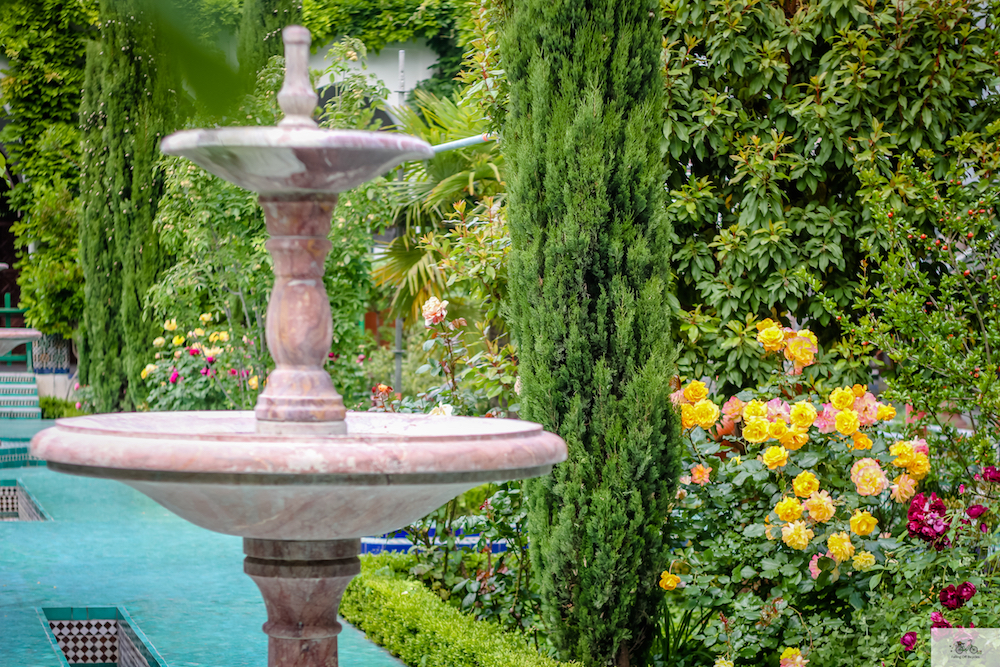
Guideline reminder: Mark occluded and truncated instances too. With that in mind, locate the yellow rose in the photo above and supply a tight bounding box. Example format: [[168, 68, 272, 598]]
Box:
[[781, 521, 814, 550], [140, 363, 157, 380], [876, 403, 897, 421], [851, 432, 873, 451], [683, 380, 709, 403], [218, 331, 230, 342], [756, 318, 778, 332], [199, 312, 213, 323], [780, 427, 809, 451], [890, 441, 916, 469], [172, 335, 185, 346], [194, 328, 205, 337], [762, 445, 789, 470], [792, 470, 819, 498], [768, 418, 789, 440], [850, 510, 879, 536], [827, 532, 855, 563], [774, 497, 803, 522], [209, 331, 220, 343], [757, 326, 786, 353], [852, 384, 868, 398], [742, 399, 768, 420], [803, 490, 836, 522], [163, 318, 178, 332], [681, 404, 697, 430], [797, 329, 818, 348], [693, 399, 720, 429], [789, 401, 817, 429], [907, 453, 930, 480], [852, 551, 876, 571], [785, 335, 817, 367], [835, 409, 860, 436], [829, 387, 856, 411], [855, 464, 889, 496], [891, 474, 918, 503], [153, 336, 166, 348], [659, 572, 680, 591], [743, 417, 771, 443]]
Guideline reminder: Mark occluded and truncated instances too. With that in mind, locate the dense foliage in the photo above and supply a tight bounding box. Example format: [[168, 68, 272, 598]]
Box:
[[503, 0, 685, 663], [236, 0, 301, 87], [302, 0, 465, 100], [661, 0, 1000, 393], [0, 0, 96, 336], [844, 127, 1000, 486]]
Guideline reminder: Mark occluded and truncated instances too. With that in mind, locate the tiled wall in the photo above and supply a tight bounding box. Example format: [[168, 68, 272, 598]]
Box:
[[16, 485, 43, 520], [118, 622, 154, 667], [48, 619, 119, 664], [0, 485, 16, 520], [0, 481, 45, 520], [0, 444, 46, 468]]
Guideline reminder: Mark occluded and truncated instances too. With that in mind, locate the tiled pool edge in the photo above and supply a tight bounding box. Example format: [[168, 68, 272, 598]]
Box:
[[38, 606, 167, 667]]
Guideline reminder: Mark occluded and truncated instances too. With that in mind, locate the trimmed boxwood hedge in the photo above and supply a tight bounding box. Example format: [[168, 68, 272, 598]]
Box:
[[342, 553, 575, 667]]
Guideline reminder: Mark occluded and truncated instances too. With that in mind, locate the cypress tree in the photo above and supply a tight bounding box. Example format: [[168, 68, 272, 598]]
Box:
[[79, 1, 179, 411], [503, 1, 684, 665], [236, 0, 301, 85]]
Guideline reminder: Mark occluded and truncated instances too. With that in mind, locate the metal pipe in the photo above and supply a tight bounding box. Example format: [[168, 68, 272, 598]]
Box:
[[432, 134, 497, 154]]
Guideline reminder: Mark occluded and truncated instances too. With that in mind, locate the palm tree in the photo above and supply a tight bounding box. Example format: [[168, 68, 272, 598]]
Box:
[[373, 90, 504, 323]]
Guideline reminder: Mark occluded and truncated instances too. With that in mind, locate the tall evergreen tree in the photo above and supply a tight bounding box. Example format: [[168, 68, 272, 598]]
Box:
[[79, 0, 179, 411], [237, 0, 301, 85], [503, 1, 684, 665]]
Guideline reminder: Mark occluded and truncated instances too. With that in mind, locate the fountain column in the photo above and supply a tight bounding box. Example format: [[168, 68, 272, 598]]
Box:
[[244, 538, 361, 667], [254, 194, 347, 434]]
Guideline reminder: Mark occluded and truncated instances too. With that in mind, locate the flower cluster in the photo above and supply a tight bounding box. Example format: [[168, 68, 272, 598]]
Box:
[[755, 319, 818, 375], [906, 492, 951, 550]]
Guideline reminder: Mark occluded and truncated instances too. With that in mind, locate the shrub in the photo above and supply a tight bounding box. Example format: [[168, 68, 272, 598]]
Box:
[[39, 396, 86, 420], [660, 319, 1000, 666], [342, 553, 575, 667], [842, 129, 1000, 487]]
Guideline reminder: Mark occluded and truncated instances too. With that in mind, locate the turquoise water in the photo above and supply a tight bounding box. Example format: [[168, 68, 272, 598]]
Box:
[[0, 467, 403, 667]]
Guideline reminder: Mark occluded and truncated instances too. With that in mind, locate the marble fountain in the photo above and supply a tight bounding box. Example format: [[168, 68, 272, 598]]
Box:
[[31, 26, 566, 667]]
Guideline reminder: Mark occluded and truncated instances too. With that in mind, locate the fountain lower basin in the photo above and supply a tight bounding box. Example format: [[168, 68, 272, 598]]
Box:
[[31, 411, 565, 540], [0, 328, 42, 358]]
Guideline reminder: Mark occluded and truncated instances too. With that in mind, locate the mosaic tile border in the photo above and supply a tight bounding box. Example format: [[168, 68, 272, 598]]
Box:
[[0, 478, 50, 521], [38, 607, 166, 667], [0, 443, 47, 469]]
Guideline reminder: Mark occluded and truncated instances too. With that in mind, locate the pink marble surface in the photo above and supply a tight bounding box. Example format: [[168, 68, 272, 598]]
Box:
[[0, 328, 42, 358], [31, 412, 566, 540], [159, 128, 433, 195], [31, 411, 565, 476]]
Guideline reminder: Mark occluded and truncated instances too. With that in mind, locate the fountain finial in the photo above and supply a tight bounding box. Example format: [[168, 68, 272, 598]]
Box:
[[277, 25, 318, 128]]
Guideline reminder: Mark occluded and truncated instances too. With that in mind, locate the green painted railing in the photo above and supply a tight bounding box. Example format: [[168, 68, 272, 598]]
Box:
[[0, 293, 32, 370]]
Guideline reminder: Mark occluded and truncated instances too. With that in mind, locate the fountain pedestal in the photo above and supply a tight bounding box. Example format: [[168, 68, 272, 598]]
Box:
[[245, 539, 360, 667]]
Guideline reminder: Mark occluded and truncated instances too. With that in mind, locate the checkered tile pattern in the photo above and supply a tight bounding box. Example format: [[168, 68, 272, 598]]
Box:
[[48, 619, 118, 664], [0, 486, 16, 514]]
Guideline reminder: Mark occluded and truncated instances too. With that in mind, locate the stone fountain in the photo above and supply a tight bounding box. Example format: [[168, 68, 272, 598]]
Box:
[[31, 26, 566, 667]]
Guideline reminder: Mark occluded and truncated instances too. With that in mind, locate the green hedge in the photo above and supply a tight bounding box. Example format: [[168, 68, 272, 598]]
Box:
[[342, 553, 575, 667]]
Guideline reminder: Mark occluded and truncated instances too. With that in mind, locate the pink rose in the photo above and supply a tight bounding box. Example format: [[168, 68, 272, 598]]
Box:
[[169, 370, 180, 384], [901, 632, 917, 651], [966, 504, 987, 519]]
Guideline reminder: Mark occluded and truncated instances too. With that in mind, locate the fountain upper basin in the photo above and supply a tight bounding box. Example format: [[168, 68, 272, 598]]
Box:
[[30, 411, 566, 540], [160, 128, 434, 195]]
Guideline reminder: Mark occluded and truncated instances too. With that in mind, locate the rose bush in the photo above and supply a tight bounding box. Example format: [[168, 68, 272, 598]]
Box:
[[651, 319, 920, 665]]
